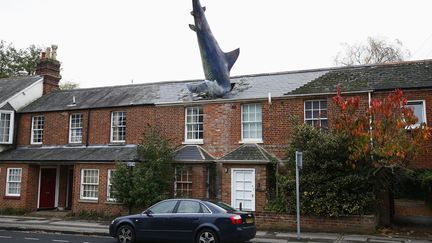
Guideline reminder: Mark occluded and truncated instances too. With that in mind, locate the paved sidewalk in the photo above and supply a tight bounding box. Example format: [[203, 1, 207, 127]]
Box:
[[0, 215, 430, 243]]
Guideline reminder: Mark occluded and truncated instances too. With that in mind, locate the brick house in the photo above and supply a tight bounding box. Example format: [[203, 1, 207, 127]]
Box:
[[0, 54, 431, 215]]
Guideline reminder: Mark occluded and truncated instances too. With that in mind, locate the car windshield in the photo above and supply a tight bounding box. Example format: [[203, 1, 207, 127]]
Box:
[[209, 201, 237, 213]]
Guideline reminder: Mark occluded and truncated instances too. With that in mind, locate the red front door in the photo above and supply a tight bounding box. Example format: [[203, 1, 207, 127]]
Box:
[[39, 168, 56, 208]]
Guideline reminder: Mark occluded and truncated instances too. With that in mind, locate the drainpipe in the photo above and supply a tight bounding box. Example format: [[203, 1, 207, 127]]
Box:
[[368, 92, 374, 160], [86, 109, 91, 147]]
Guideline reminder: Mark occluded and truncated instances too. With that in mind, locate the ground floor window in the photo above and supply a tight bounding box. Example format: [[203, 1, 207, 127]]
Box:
[[6, 168, 22, 196], [107, 169, 116, 201], [80, 169, 99, 200], [174, 166, 192, 197]]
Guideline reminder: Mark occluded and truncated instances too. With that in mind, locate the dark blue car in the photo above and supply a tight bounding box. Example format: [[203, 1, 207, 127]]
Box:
[[109, 199, 256, 243]]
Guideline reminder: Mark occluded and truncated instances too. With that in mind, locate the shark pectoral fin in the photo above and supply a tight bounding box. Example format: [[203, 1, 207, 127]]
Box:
[[225, 48, 240, 71], [190, 11, 196, 16], [189, 24, 197, 32], [202, 6, 206, 12]]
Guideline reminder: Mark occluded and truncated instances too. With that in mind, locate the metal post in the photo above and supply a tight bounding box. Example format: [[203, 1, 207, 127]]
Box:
[[295, 151, 302, 240]]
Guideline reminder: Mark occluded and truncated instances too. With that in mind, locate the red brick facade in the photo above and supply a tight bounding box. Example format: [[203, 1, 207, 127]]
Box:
[[1, 81, 432, 216]]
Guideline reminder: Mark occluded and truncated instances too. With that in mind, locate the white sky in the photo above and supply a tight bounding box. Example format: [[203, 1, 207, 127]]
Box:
[[1, 0, 432, 88]]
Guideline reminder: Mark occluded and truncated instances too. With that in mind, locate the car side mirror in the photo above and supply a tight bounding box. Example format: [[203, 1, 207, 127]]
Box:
[[143, 209, 152, 216]]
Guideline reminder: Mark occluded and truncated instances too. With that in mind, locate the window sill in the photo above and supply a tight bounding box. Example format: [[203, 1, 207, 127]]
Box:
[[239, 139, 263, 144], [3, 196, 21, 200], [109, 142, 126, 146], [105, 200, 122, 205], [78, 199, 98, 204], [182, 140, 204, 145]]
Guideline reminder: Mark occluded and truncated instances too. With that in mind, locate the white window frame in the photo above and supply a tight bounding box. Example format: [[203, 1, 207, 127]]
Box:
[[80, 169, 99, 200], [241, 103, 263, 143], [184, 107, 204, 144], [6, 168, 22, 197], [110, 111, 126, 143], [107, 169, 116, 201], [304, 100, 328, 128], [0, 111, 14, 144], [406, 100, 427, 128], [69, 113, 83, 144], [31, 115, 44, 145], [174, 166, 193, 198]]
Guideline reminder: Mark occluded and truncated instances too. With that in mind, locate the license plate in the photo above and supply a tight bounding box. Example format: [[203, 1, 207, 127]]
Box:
[[246, 218, 254, 224]]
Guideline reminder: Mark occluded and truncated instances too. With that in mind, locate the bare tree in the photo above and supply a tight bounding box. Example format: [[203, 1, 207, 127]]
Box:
[[334, 36, 411, 66], [59, 80, 80, 90]]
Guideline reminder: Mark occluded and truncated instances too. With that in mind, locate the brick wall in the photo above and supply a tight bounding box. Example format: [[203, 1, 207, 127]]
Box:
[[72, 163, 125, 216], [255, 212, 377, 233], [394, 199, 432, 217]]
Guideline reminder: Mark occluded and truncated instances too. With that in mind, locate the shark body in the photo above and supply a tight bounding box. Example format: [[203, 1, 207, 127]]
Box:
[[187, 0, 240, 98]]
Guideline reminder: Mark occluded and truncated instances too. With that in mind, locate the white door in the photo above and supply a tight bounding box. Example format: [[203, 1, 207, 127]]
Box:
[[231, 168, 255, 211]]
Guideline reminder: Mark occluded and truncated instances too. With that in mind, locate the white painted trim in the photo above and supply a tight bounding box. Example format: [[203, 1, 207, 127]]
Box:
[[184, 106, 204, 143], [55, 166, 60, 208], [0, 110, 15, 144], [5, 168, 22, 197], [407, 100, 427, 125], [241, 103, 263, 142], [106, 169, 116, 202], [110, 111, 126, 143], [231, 168, 256, 211], [69, 113, 83, 144], [304, 100, 328, 126], [0, 77, 43, 108], [30, 115, 44, 145], [80, 169, 100, 201]]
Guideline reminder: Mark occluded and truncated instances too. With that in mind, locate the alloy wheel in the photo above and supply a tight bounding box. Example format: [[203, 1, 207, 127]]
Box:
[[117, 225, 134, 243], [198, 230, 216, 243]]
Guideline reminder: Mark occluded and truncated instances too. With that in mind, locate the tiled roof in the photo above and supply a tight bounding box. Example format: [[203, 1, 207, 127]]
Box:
[[0, 76, 42, 106], [287, 60, 432, 95], [0, 146, 137, 162], [174, 145, 214, 162], [219, 144, 275, 163], [19, 70, 328, 112]]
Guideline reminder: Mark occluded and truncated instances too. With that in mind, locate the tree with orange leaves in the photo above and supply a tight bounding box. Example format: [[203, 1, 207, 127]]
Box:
[[333, 87, 431, 169], [332, 87, 431, 225]]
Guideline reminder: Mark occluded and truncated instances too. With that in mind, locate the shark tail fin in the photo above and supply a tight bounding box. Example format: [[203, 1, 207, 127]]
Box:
[[225, 48, 240, 71], [189, 24, 197, 32]]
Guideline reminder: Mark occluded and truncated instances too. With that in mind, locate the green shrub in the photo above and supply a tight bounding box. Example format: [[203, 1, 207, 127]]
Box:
[[268, 124, 375, 216], [0, 208, 26, 215]]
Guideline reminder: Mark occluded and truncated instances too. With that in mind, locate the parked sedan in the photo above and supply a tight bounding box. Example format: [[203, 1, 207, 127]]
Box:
[[109, 198, 256, 243]]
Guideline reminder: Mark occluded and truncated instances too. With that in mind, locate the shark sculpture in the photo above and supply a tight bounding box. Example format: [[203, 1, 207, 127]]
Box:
[[186, 0, 240, 98]]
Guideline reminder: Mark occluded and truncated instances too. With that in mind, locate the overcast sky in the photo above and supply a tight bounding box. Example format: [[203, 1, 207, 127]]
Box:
[[1, 0, 432, 88]]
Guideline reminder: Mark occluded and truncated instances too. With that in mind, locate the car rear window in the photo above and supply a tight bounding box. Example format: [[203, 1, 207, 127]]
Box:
[[208, 201, 236, 213]]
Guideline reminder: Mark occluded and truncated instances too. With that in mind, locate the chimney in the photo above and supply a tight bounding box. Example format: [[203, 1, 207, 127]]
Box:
[[36, 45, 62, 95]]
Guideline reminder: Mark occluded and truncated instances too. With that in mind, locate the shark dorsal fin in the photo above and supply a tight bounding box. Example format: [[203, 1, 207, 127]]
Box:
[[225, 48, 240, 71], [202, 6, 206, 12], [189, 24, 197, 32]]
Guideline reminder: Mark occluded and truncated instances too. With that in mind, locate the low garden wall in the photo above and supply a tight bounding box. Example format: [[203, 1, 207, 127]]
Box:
[[255, 212, 377, 234]]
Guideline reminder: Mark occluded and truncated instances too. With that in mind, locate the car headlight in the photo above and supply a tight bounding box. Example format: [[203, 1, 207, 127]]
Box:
[[111, 219, 116, 225]]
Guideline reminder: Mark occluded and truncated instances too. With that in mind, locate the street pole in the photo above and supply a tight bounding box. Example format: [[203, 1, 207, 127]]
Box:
[[295, 151, 303, 240]]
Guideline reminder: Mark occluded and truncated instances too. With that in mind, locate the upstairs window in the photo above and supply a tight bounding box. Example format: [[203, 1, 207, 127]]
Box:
[[111, 111, 126, 143], [69, 114, 83, 144], [31, 115, 44, 144], [6, 168, 22, 197], [241, 103, 262, 142], [185, 107, 203, 143], [304, 100, 328, 128], [0, 111, 14, 144], [407, 101, 427, 127]]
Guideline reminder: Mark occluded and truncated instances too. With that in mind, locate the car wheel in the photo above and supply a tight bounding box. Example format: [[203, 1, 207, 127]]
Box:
[[197, 228, 218, 243], [116, 224, 135, 243]]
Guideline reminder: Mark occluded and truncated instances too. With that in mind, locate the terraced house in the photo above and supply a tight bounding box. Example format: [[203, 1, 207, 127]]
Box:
[[0, 53, 431, 217]]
